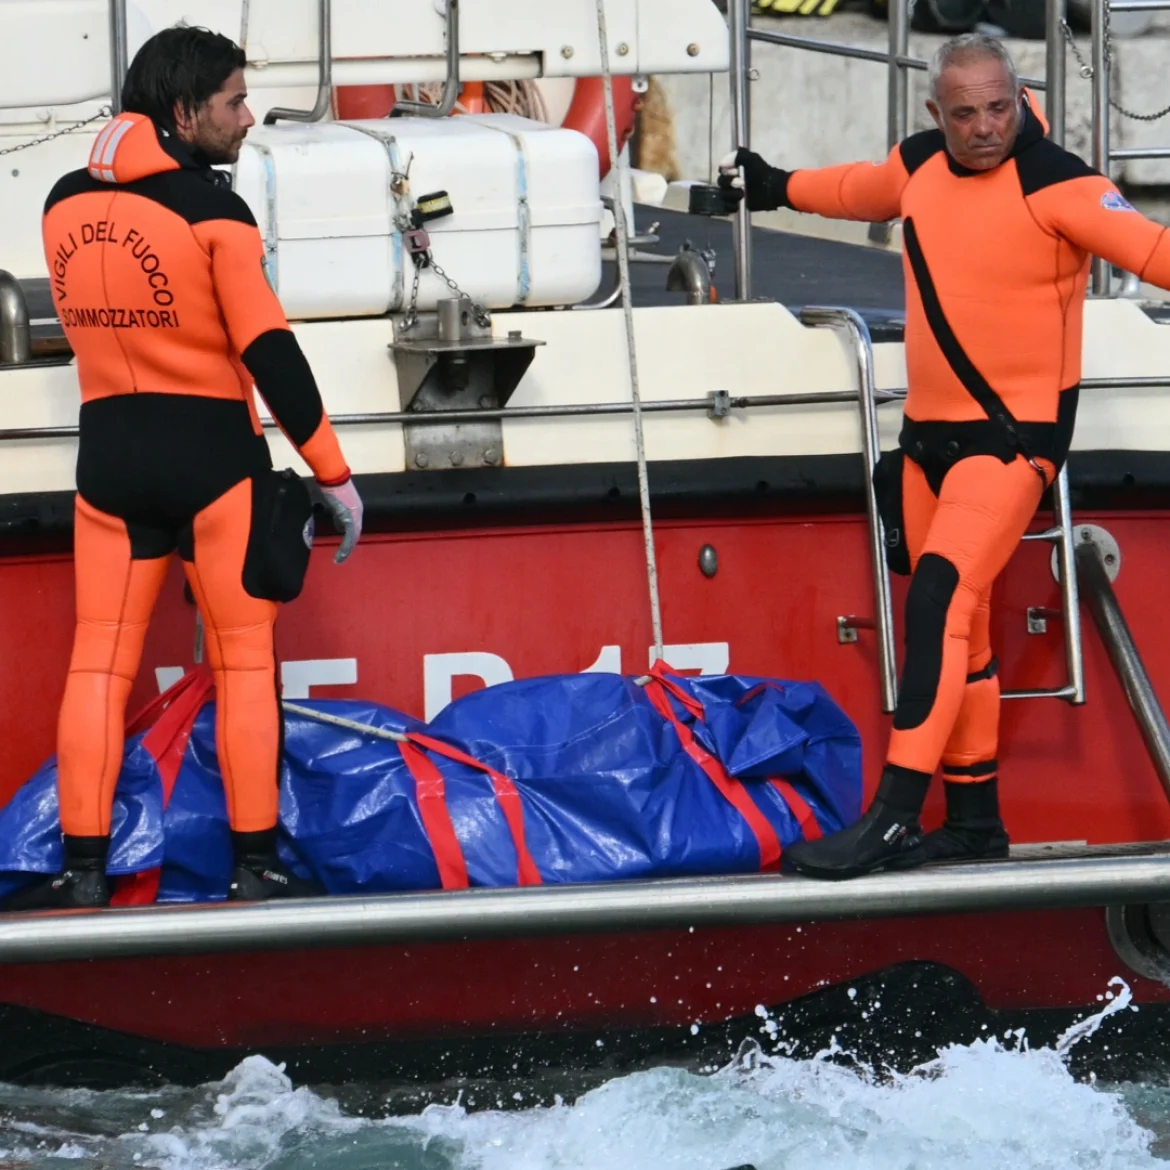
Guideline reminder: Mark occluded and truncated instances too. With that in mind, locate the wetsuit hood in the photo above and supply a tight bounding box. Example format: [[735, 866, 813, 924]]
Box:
[[86, 112, 204, 184]]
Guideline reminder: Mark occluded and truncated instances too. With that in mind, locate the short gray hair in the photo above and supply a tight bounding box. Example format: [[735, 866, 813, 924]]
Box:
[[928, 32, 1019, 100]]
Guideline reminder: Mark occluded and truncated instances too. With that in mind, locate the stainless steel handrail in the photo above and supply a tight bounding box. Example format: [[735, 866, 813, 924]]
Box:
[[5, 375, 1169, 438], [395, 0, 461, 118], [2, 852, 1170, 963], [1111, 148, 1170, 162], [1080, 377, 1170, 389], [746, 27, 1047, 90], [264, 0, 332, 124], [0, 272, 31, 366], [1078, 539, 1170, 797], [1054, 468, 1086, 703], [0, 387, 909, 443], [108, 0, 128, 115], [1046, 0, 1067, 143], [887, 0, 910, 149], [800, 306, 898, 712], [1091, 0, 1111, 294], [728, 0, 753, 299]]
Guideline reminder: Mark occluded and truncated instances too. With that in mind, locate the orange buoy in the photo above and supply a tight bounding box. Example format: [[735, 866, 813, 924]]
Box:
[[561, 76, 640, 179], [331, 77, 639, 180]]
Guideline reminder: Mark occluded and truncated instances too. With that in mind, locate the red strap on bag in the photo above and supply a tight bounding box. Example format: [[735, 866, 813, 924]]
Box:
[[111, 667, 216, 907], [769, 778, 823, 841], [642, 667, 783, 872], [405, 732, 543, 887], [124, 667, 213, 739], [398, 741, 471, 890], [648, 659, 707, 718]]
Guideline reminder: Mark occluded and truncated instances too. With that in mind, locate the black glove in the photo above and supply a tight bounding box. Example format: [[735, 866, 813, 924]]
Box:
[[717, 147, 792, 212]]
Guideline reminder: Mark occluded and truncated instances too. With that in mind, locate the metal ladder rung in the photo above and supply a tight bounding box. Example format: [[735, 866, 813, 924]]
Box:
[[1002, 685, 1079, 701], [1014, 472, 1085, 704]]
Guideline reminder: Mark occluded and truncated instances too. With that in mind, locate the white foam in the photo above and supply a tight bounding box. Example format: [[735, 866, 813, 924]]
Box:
[[392, 1037, 1160, 1170]]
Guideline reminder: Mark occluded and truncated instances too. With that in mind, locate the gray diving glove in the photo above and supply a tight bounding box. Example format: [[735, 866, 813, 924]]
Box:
[[315, 477, 364, 564]]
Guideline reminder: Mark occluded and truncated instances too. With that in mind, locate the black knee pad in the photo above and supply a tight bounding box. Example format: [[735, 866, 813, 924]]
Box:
[[894, 552, 960, 731]]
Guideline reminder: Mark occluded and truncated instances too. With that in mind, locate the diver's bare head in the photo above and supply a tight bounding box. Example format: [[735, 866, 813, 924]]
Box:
[[927, 33, 1024, 173]]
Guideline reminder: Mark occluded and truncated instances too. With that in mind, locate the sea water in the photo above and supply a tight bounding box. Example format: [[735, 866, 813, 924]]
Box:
[[1, 977, 1166, 1170]]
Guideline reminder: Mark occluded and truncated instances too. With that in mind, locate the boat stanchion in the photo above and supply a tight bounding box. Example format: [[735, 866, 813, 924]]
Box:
[[1077, 532, 1170, 985], [263, 0, 332, 124], [0, 271, 31, 366], [1076, 534, 1170, 797], [799, 306, 898, 713]]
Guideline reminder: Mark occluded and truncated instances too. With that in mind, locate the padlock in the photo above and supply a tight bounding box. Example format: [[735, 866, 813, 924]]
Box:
[[406, 227, 431, 255], [413, 190, 454, 224]]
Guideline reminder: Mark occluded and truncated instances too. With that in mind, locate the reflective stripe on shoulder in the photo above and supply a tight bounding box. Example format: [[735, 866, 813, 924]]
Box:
[[87, 115, 136, 182]]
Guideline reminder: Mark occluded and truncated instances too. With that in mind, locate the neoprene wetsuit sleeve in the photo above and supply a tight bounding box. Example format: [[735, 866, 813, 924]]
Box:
[[1030, 174, 1170, 289], [193, 209, 352, 485], [786, 144, 910, 222]]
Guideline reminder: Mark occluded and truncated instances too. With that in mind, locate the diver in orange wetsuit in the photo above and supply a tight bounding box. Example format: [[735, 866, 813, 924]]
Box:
[[7, 27, 364, 910], [719, 32, 1170, 880]]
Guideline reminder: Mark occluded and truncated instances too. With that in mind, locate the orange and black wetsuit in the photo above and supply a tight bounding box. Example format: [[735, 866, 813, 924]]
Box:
[[724, 99, 1170, 877], [38, 113, 351, 889]]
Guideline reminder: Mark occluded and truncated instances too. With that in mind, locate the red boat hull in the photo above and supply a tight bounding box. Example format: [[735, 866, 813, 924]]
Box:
[[2, 496, 1170, 1084]]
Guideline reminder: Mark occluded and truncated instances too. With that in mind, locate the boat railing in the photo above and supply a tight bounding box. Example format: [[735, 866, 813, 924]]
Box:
[[1078, 536, 1170, 794], [263, 0, 333, 125], [728, 0, 1170, 299], [800, 308, 899, 711], [0, 271, 30, 367], [107, 0, 128, 116], [4, 841, 1170, 962]]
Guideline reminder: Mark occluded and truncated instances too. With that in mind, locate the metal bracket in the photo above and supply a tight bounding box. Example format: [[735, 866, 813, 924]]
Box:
[[837, 615, 875, 645], [1027, 606, 1062, 635], [390, 297, 543, 470], [706, 390, 731, 420], [1052, 523, 1121, 584]]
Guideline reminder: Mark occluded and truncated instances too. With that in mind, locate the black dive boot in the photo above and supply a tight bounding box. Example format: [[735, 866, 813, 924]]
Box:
[[785, 765, 930, 881], [228, 829, 323, 901], [3, 835, 110, 911], [896, 777, 1010, 867]]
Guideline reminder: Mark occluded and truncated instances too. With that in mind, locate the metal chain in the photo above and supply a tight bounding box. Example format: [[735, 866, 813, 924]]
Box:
[[402, 257, 423, 332], [397, 208, 491, 333], [429, 256, 491, 328], [1061, 18, 1170, 123], [0, 106, 112, 157]]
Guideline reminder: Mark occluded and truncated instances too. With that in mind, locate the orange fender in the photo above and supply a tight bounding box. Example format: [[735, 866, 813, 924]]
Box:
[[562, 76, 639, 178], [332, 85, 397, 120]]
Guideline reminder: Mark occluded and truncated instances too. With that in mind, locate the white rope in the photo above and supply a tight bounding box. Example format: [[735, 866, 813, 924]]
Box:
[[595, 0, 665, 662], [282, 700, 409, 743]]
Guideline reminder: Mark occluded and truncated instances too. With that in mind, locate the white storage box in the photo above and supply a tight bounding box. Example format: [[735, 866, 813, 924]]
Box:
[[233, 113, 604, 320]]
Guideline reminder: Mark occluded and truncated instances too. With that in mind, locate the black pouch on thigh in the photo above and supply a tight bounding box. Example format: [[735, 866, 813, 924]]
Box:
[[871, 448, 910, 576], [242, 469, 315, 602]]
